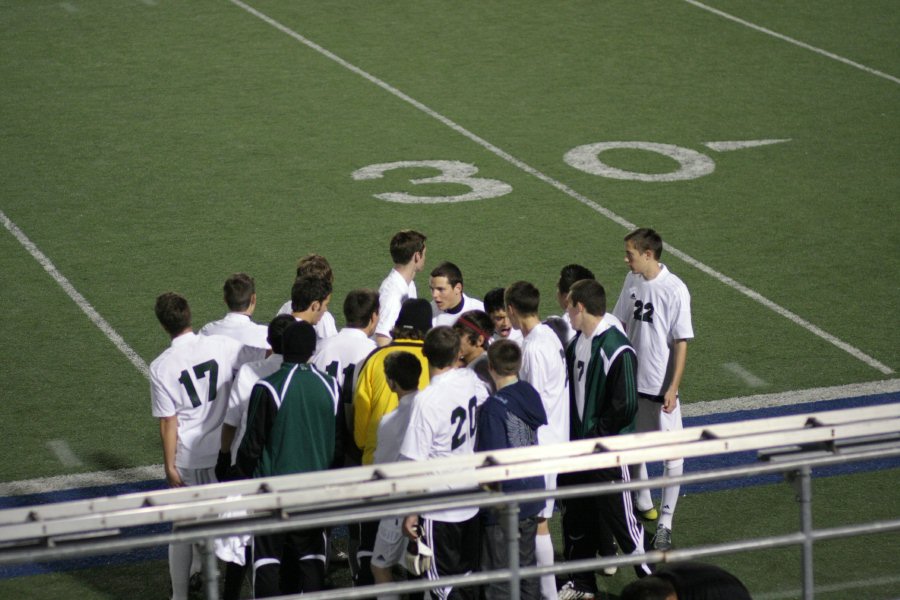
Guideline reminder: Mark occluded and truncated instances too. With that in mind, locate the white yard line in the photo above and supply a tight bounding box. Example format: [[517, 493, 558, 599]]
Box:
[[46, 440, 84, 469], [226, 0, 893, 375], [683, 0, 900, 86], [1, 211, 150, 379], [3, 379, 896, 497], [721, 362, 768, 388]]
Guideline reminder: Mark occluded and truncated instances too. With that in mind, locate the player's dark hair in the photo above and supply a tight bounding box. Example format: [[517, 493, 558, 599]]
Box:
[[625, 228, 664, 260], [296, 254, 334, 284], [155, 292, 191, 336], [422, 326, 461, 369], [384, 351, 423, 392], [290, 275, 333, 312], [430, 261, 463, 289], [390, 230, 427, 265], [267, 314, 296, 355], [620, 576, 677, 600], [452, 310, 494, 349], [281, 321, 317, 364], [483, 287, 506, 315], [557, 264, 595, 296], [343, 289, 380, 328], [505, 281, 540, 316], [223, 272, 256, 312], [569, 279, 606, 316], [487, 339, 521, 377]]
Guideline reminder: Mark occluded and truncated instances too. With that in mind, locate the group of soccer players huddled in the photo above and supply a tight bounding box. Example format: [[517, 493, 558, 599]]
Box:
[[150, 227, 716, 600]]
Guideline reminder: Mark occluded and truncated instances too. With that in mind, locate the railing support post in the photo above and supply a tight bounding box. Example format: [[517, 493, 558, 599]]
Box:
[[201, 537, 221, 600], [505, 501, 521, 600], [795, 466, 814, 600]]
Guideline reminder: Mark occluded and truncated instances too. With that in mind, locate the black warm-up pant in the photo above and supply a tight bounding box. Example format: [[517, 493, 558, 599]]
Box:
[[559, 465, 652, 591], [253, 527, 326, 597]]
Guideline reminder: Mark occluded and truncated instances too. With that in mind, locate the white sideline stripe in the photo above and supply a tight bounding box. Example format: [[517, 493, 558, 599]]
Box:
[[755, 574, 900, 599], [0, 210, 150, 379], [0, 465, 164, 497], [721, 362, 768, 388], [227, 0, 893, 376], [683, 0, 900, 86], [46, 440, 84, 469], [683, 378, 900, 418], [3, 379, 897, 497]]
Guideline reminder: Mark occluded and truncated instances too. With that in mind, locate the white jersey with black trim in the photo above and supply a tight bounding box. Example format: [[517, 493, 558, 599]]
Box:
[[311, 327, 376, 391], [431, 294, 485, 327], [223, 354, 283, 462], [199, 312, 270, 350], [399, 369, 488, 522], [375, 269, 417, 339], [373, 391, 416, 465], [276, 300, 338, 340], [150, 332, 264, 469], [612, 265, 694, 396], [520, 323, 569, 448]]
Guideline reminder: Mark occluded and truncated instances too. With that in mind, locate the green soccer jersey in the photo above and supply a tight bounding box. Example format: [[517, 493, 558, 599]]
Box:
[[236, 362, 339, 478]]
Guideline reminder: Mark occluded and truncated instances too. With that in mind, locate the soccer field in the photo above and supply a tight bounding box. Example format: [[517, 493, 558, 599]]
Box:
[[1, 0, 898, 597]]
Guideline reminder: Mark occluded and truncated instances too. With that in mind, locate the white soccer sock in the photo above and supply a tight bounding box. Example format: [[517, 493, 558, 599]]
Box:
[[535, 532, 557, 600], [169, 542, 192, 600], [659, 460, 684, 529], [630, 462, 654, 511]]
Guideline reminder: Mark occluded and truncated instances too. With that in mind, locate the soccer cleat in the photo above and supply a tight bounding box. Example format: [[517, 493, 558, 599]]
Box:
[[652, 525, 673, 551], [636, 505, 659, 521], [558, 581, 596, 600]]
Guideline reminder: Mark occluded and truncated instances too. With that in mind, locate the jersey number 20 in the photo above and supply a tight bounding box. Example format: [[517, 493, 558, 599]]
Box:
[[450, 396, 478, 450]]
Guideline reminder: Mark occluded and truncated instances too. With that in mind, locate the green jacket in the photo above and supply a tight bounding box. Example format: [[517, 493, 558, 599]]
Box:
[[565, 326, 639, 440]]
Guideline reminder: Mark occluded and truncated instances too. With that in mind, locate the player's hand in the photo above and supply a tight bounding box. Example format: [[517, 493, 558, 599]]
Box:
[[165, 466, 185, 488], [215, 451, 232, 482], [663, 390, 678, 413], [402, 515, 420, 540]]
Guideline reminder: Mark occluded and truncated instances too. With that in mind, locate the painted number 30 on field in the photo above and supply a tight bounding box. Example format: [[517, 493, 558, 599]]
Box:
[[351, 139, 790, 204]]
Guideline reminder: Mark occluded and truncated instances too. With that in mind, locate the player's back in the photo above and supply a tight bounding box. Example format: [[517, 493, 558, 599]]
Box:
[[399, 368, 483, 522], [520, 323, 570, 447], [199, 313, 269, 350], [150, 333, 257, 468], [311, 327, 376, 389]]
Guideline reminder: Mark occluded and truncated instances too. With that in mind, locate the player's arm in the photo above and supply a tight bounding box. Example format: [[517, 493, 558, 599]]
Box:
[[159, 416, 184, 488], [233, 383, 277, 479], [352, 365, 374, 451], [601, 350, 639, 434], [663, 340, 688, 413]]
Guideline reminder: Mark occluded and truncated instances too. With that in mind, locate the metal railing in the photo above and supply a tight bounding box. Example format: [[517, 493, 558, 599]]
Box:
[[1, 403, 898, 600]]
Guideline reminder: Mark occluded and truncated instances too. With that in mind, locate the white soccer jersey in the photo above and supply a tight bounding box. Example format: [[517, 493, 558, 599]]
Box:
[[311, 327, 376, 391], [373, 391, 416, 465], [223, 354, 283, 461], [431, 294, 485, 327], [375, 269, 418, 339], [276, 300, 338, 340], [399, 369, 488, 522], [612, 265, 694, 396], [520, 323, 570, 448], [572, 320, 616, 419], [150, 333, 263, 469], [491, 328, 524, 346], [199, 312, 269, 350]]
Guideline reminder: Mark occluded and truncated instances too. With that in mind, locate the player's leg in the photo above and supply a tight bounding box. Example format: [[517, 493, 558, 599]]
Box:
[[290, 527, 327, 593], [252, 531, 285, 598], [597, 466, 653, 578], [630, 396, 661, 519], [536, 473, 558, 600], [356, 520, 379, 586], [420, 516, 479, 600], [371, 516, 404, 600], [559, 491, 603, 597], [655, 399, 684, 549]]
